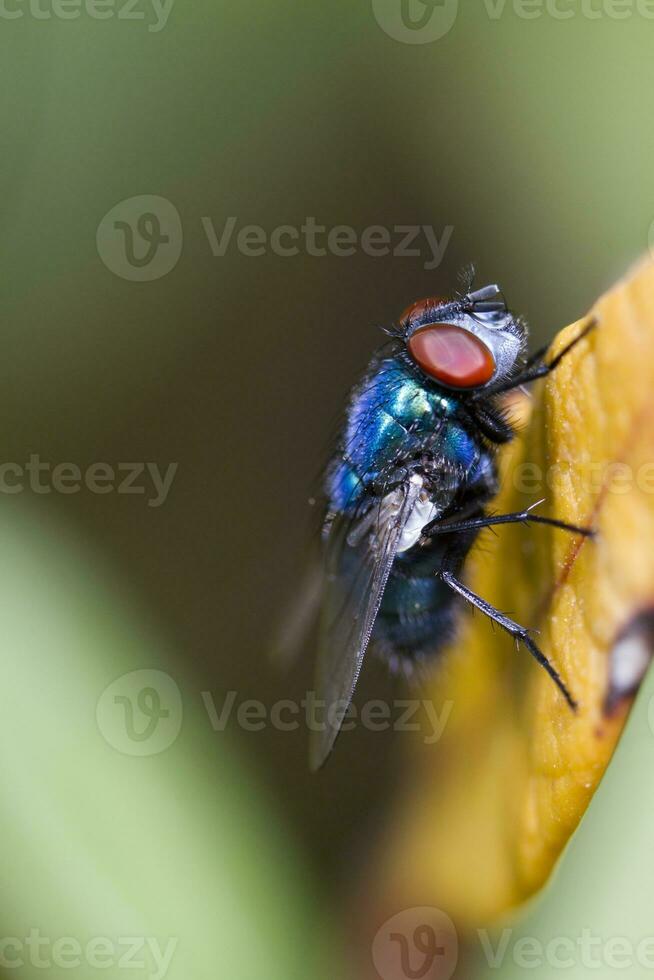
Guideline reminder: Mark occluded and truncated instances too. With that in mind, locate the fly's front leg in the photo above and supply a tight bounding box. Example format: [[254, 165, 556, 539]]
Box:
[[440, 570, 577, 710], [523, 342, 549, 371], [477, 317, 597, 398], [470, 403, 515, 444]]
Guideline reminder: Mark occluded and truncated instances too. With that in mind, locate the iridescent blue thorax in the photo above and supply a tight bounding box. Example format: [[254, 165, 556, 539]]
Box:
[[326, 353, 484, 516]]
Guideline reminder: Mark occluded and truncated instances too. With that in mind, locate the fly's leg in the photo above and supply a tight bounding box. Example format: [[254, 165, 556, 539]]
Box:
[[477, 317, 597, 398], [471, 402, 515, 444], [423, 500, 594, 539], [523, 342, 549, 370], [440, 570, 577, 710]]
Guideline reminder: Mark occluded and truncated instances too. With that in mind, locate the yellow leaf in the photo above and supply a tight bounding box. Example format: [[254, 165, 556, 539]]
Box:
[[370, 256, 654, 927]]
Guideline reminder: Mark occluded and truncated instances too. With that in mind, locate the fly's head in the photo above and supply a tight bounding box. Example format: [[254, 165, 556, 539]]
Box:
[[396, 284, 527, 394]]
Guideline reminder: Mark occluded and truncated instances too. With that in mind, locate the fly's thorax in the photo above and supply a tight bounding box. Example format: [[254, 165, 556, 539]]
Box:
[[325, 348, 488, 518], [325, 357, 443, 515]]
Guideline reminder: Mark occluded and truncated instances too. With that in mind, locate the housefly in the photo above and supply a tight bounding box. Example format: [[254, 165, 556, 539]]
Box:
[[291, 281, 595, 770]]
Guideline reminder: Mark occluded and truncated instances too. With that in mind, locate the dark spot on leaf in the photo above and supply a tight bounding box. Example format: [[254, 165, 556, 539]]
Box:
[[604, 608, 654, 716]]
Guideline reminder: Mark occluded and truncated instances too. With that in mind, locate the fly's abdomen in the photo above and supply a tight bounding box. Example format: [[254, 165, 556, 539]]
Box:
[[373, 550, 458, 667]]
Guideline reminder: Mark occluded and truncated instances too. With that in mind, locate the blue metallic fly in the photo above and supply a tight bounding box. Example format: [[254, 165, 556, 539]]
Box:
[[306, 281, 595, 769]]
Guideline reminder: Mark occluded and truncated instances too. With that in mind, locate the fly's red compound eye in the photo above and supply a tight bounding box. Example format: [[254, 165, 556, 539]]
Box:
[[408, 323, 496, 388]]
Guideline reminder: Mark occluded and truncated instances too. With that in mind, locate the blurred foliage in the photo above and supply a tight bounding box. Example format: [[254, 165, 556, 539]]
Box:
[[2, 3, 654, 977], [0, 501, 337, 979]]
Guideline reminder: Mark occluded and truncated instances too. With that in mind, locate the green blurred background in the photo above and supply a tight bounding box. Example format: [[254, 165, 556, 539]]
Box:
[[1, 2, 653, 977]]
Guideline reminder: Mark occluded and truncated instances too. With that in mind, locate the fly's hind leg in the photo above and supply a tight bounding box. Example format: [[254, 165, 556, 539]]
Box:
[[440, 569, 577, 710]]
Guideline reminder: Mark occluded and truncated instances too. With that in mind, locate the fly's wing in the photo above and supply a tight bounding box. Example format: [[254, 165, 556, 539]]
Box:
[[310, 478, 421, 770]]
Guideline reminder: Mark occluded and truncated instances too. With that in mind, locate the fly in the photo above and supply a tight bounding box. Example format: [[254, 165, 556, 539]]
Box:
[[296, 280, 596, 769]]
